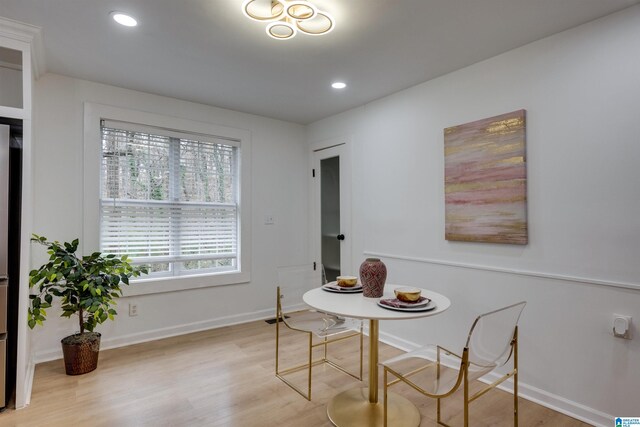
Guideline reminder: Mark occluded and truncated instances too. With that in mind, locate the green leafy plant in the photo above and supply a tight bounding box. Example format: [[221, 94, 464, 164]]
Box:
[[28, 234, 148, 334]]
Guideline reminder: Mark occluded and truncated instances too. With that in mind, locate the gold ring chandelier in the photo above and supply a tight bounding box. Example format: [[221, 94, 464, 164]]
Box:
[[242, 0, 335, 40]]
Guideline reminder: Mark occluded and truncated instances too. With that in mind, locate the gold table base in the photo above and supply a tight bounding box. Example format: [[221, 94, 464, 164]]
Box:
[[327, 388, 421, 427]]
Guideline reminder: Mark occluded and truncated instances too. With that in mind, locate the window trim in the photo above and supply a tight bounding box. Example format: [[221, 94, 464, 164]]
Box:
[[84, 102, 251, 296]]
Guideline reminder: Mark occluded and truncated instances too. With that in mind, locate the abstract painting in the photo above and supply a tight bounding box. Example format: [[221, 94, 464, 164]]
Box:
[[444, 109, 527, 244]]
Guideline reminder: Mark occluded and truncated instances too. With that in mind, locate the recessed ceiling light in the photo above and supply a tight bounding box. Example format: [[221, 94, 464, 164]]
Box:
[[331, 82, 347, 89], [111, 12, 138, 27]]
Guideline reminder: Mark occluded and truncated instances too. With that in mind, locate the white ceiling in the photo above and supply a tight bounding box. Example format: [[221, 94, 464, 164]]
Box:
[[0, 0, 637, 124]]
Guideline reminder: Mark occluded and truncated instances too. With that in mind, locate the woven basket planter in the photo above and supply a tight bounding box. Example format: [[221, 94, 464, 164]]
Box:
[[61, 332, 101, 375]]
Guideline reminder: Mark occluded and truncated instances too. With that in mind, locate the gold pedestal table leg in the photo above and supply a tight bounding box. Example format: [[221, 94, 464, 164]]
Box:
[[327, 320, 420, 427]]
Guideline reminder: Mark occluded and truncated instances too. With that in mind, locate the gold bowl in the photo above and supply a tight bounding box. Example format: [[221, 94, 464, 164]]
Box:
[[394, 287, 422, 302], [336, 276, 358, 287]]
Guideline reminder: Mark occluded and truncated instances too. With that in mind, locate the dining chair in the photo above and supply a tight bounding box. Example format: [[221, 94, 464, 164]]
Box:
[[274, 265, 363, 401], [381, 301, 526, 427]]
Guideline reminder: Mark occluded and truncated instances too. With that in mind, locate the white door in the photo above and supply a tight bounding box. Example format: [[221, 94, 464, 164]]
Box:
[[312, 142, 351, 283]]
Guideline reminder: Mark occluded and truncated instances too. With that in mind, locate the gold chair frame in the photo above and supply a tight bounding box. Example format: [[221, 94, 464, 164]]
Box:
[[275, 286, 364, 400], [383, 302, 524, 427]]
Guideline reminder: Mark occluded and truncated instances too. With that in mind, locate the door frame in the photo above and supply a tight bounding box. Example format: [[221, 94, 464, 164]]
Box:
[[309, 136, 352, 281]]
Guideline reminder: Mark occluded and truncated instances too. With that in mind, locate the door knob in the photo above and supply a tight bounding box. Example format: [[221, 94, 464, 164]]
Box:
[[337, 234, 345, 241]]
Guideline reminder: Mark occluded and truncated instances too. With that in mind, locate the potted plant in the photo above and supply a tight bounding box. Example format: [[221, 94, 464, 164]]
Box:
[[27, 234, 147, 375]]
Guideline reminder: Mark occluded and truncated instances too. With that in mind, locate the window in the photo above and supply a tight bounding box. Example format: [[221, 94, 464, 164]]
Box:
[[100, 119, 240, 278], [84, 104, 251, 294]]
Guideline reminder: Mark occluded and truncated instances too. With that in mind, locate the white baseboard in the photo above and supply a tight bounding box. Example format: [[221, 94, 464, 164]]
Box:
[[33, 307, 276, 364], [377, 329, 421, 353], [492, 378, 612, 427], [16, 357, 36, 409], [378, 330, 611, 427]]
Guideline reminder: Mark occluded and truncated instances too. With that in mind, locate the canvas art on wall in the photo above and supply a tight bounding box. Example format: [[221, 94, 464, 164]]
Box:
[[444, 109, 527, 244]]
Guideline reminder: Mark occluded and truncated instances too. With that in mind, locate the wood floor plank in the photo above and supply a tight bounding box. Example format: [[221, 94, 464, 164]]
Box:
[[0, 319, 592, 426]]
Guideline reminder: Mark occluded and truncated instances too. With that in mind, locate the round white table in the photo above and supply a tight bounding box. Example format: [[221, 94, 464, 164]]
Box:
[[303, 284, 451, 427]]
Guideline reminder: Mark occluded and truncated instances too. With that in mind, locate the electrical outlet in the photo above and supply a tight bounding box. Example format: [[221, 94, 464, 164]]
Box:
[[613, 314, 632, 339], [264, 214, 275, 225], [129, 303, 138, 317]]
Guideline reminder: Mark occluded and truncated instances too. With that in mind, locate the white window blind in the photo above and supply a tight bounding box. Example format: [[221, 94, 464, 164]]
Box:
[[100, 119, 240, 277]]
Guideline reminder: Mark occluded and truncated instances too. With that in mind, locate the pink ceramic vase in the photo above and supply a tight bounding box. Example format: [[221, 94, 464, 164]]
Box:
[[359, 258, 387, 298]]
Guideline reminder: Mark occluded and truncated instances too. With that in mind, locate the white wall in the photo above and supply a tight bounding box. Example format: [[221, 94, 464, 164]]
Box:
[[31, 74, 308, 359], [307, 6, 640, 426]]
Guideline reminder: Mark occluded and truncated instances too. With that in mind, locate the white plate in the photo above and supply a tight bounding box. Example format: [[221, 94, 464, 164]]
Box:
[[377, 300, 437, 312], [322, 283, 363, 293]]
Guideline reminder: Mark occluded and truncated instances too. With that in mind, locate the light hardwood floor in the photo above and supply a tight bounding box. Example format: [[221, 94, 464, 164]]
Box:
[[1, 319, 591, 426]]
